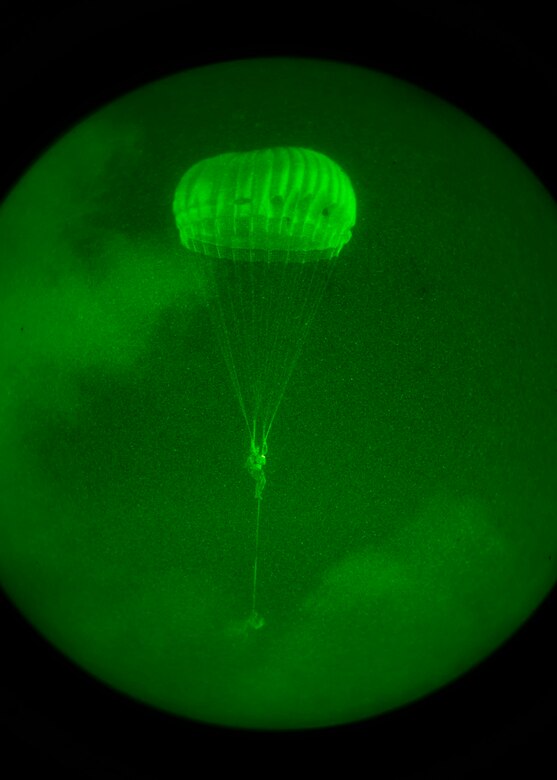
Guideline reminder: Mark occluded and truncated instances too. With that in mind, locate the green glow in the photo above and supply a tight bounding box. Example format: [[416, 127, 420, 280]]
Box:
[[173, 147, 356, 261], [1, 58, 557, 731], [173, 149, 358, 629], [174, 148, 356, 628], [172, 147, 357, 445]]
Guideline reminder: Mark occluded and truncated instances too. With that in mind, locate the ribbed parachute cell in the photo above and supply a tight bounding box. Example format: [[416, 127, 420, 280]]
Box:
[[173, 147, 356, 448], [173, 147, 356, 263]]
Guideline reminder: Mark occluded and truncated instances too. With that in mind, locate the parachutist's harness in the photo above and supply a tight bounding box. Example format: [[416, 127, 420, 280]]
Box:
[[247, 441, 267, 499]]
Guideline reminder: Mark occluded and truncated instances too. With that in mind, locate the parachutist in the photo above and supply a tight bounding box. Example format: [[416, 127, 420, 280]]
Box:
[[246, 442, 267, 499], [174, 146, 356, 625]]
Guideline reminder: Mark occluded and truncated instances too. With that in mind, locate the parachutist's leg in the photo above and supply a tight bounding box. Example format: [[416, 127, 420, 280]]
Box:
[[255, 470, 266, 500]]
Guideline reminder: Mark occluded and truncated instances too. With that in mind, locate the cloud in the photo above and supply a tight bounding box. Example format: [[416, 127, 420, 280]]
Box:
[[0, 113, 199, 427]]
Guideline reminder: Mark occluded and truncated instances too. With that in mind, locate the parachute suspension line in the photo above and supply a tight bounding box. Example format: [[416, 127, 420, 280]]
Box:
[[249, 236, 262, 423], [233, 214, 260, 426], [257, 256, 299, 451], [203, 250, 251, 437], [257, 251, 284, 408], [262, 256, 337, 445], [189, 252, 229, 387], [256, 243, 302, 451]]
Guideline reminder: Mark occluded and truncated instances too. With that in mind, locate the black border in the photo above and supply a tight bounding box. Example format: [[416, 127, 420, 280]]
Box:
[[1, 4, 556, 777]]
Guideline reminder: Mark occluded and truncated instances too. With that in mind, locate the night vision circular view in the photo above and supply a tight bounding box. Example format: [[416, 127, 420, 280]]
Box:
[[1, 57, 556, 731]]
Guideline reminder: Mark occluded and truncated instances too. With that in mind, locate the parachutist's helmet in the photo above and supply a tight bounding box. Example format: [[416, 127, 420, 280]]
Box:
[[173, 147, 356, 263]]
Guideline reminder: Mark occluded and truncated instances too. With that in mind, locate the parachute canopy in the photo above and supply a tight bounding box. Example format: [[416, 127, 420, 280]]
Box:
[[173, 147, 356, 263]]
